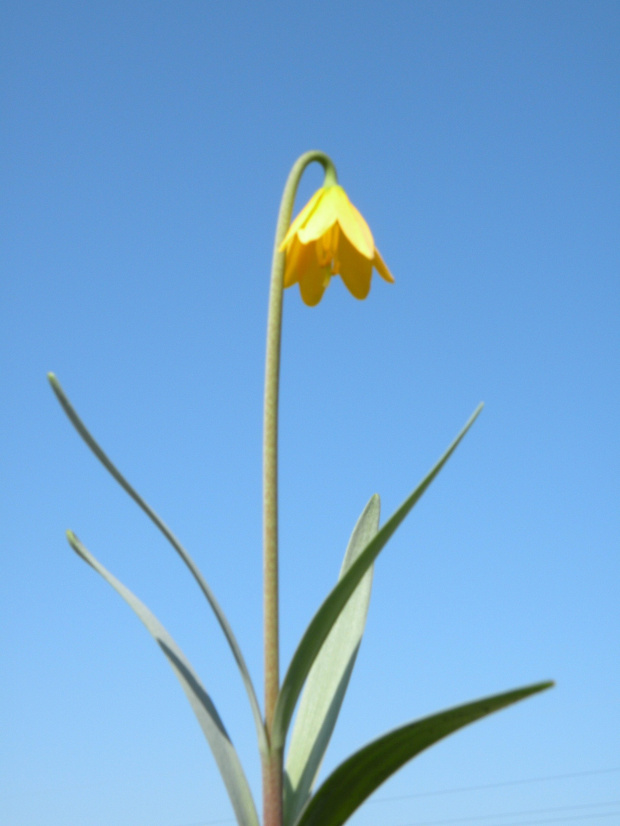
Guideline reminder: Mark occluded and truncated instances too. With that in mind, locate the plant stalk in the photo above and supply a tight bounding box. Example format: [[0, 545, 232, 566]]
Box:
[[262, 150, 337, 826]]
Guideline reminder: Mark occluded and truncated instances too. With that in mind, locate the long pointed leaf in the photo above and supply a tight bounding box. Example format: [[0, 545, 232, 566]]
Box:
[[48, 373, 267, 754], [284, 496, 379, 826], [67, 531, 260, 826], [294, 681, 554, 826], [272, 404, 483, 749]]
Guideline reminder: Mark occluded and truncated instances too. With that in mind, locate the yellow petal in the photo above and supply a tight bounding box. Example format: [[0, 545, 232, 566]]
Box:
[[283, 237, 307, 286], [299, 262, 331, 306], [279, 188, 325, 251], [297, 186, 342, 245], [334, 191, 374, 259], [336, 231, 373, 300], [283, 236, 331, 304], [373, 247, 395, 283], [316, 224, 339, 268]]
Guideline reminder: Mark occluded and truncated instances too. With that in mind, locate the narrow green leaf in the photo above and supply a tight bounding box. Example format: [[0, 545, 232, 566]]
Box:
[[272, 404, 483, 750], [48, 373, 267, 754], [294, 681, 554, 826], [67, 531, 260, 826], [284, 496, 380, 826]]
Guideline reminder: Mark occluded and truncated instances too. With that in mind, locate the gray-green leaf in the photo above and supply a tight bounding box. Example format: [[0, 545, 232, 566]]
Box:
[[294, 681, 554, 826], [48, 373, 267, 754], [272, 404, 483, 750], [67, 531, 260, 826], [284, 495, 379, 826]]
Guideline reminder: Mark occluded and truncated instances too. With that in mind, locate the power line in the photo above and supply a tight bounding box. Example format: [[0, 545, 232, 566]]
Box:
[[367, 765, 620, 803], [396, 798, 620, 825], [169, 766, 620, 826], [436, 812, 620, 826]]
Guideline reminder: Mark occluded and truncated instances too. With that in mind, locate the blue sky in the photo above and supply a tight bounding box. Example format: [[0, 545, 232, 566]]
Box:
[[2, 2, 619, 824]]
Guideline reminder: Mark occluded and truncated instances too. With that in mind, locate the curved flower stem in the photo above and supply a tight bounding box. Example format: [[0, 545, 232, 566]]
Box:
[[262, 150, 337, 826]]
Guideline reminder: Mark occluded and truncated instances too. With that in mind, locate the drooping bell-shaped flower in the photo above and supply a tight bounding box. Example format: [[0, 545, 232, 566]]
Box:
[[279, 185, 394, 306]]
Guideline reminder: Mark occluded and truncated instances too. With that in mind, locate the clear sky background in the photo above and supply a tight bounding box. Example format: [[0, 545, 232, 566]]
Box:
[[2, 2, 619, 825]]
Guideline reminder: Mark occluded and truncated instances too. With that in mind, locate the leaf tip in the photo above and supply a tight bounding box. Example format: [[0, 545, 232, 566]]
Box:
[[521, 680, 555, 701], [47, 372, 62, 396], [66, 529, 85, 557], [66, 531, 94, 567], [461, 402, 484, 433]]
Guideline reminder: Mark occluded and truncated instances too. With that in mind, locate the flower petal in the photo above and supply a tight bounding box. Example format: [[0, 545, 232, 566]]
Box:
[[297, 186, 341, 245], [317, 225, 340, 269], [279, 189, 325, 251], [373, 247, 395, 283], [299, 263, 331, 306], [283, 237, 331, 304], [283, 237, 308, 287], [336, 194, 374, 260], [337, 231, 374, 300]]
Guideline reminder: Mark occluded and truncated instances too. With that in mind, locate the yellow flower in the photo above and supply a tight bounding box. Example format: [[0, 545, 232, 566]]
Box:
[[279, 185, 394, 306]]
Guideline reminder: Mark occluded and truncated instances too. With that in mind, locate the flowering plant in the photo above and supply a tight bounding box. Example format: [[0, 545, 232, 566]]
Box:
[[49, 150, 552, 826]]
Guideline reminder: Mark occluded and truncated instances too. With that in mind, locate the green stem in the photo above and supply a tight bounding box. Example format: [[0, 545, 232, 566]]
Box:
[[262, 150, 337, 826]]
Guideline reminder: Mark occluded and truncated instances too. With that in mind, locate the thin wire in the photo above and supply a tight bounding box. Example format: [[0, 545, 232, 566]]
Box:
[[456, 811, 620, 826], [368, 765, 620, 803], [396, 798, 620, 825], [169, 766, 620, 826]]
